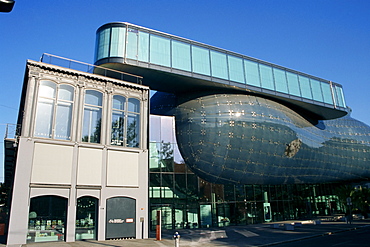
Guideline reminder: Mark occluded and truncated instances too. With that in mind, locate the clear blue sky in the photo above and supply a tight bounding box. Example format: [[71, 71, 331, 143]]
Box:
[[1, 0, 370, 182]]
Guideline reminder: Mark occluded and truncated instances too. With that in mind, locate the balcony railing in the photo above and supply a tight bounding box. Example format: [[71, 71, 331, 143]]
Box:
[[41, 53, 143, 85], [4, 123, 20, 140]]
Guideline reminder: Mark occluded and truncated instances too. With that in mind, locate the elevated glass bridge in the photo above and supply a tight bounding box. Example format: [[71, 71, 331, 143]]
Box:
[[95, 22, 348, 120]]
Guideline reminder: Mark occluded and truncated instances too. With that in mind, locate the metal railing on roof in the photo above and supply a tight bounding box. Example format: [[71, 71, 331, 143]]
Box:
[[40, 53, 143, 85], [4, 123, 20, 140]]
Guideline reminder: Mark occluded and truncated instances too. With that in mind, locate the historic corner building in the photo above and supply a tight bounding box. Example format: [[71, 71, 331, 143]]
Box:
[[4, 59, 150, 245], [3, 22, 370, 244]]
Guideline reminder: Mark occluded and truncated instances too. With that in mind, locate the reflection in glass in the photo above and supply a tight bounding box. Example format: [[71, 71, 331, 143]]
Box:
[[334, 86, 346, 108], [113, 95, 125, 110], [228, 55, 245, 84], [244, 60, 260, 87], [273, 68, 288, 94], [210, 50, 228, 80], [149, 142, 160, 169], [27, 196, 67, 243], [150, 35, 171, 67], [95, 28, 110, 61], [259, 64, 274, 90], [82, 90, 102, 143], [127, 98, 141, 147], [55, 84, 74, 140], [34, 81, 56, 138], [111, 111, 124, 146], [299, 75, 312, 100], [151, 206, 173, 230], [286, 72, 301, 97], [310, 79, 324, 102], [127, 114, 140, 147], [95, 24, 347, 109], [149, 115, 350, 230], [38, 81, 56, 98], [34, 82, 74, 140], [192, 46, 210, 76], [321, 82, 334, 105], [54, 102, 73, 140], [111, 95, 125, 146], [127, 28, 138, 60], [172, 40, 191, 71], [110, 27, 126, 57], [76, 197, 98, 241], [82, 108, 101, 143], [34, 98, 54, 138], [111, 96, 141, 148], [58, 84, 74, 101], [85, 90, 102, 106], [159, 142, 174, 172], [138, 31, 150, 62], [128, 98, 140, 113]]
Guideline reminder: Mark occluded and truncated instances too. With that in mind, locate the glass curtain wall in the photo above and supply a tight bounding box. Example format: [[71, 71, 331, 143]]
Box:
[[149, 115, 345, 230], [95, 23, 347, 109]]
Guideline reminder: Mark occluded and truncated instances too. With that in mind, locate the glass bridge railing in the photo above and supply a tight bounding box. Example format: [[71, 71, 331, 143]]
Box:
[[95, 22, 347, 113]]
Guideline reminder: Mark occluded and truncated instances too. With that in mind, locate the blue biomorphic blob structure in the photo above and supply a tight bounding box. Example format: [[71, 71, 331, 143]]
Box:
[[160, 93, 370, 185]]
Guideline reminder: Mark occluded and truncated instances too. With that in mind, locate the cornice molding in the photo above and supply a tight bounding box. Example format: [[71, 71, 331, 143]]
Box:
[[27, 60, 149, 93]]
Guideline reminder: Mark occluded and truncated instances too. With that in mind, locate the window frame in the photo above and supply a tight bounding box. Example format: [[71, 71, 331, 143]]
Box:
[[34, 80, 74, 141], [82, 89, 103, 144], [110, 95, 141, 148]]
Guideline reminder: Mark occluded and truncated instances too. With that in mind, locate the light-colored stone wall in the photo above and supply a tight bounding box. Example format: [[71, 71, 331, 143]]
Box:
[[7, 60, 149, 245]]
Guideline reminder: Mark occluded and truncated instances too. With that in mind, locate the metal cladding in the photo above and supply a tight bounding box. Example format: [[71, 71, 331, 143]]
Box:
[[163, 93, 370, 185]]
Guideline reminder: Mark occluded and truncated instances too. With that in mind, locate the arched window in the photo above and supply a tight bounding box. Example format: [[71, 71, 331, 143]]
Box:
[[34, 81, 74, 140], [111, 96, 140, 148], [82, 90, 103, 143], [76, 196, 98, 240], [28, 195, 67, 243]]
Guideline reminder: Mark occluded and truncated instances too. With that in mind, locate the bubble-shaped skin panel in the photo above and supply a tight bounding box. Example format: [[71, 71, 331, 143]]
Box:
[[172, 94, 370, 185]]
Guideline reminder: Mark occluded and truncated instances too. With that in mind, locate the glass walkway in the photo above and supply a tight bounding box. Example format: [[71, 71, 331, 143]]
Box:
[[95, 22, 347, 120]]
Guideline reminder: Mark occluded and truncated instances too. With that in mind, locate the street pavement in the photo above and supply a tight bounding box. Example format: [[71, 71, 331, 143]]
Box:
[[4, 219, 370, 247]]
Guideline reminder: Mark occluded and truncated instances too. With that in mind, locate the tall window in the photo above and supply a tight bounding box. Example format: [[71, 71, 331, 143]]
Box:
[[76, 197, 98, 241], [127, 98, 140, 147], [111, 95, 126, 146], [111, 95, 140, 148], [82, 90, 102, 143], [34, 81, 74, 140]]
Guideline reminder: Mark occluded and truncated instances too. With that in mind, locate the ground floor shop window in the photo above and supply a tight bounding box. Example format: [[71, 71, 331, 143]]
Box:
[[27, 196, 67, 243], [76, 196, 98, 240]]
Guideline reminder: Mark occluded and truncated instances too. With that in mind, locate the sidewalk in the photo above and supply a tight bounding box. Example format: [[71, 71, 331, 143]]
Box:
[[5, 220, 370, 247]]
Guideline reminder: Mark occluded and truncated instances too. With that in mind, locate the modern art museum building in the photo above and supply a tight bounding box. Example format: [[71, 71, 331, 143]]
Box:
[[3, 22, 370, 244]]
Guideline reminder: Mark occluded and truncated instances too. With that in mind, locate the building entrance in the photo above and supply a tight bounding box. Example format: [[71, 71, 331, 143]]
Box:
[[76, 196, 98, 240], [106, 197, 136, 239]]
